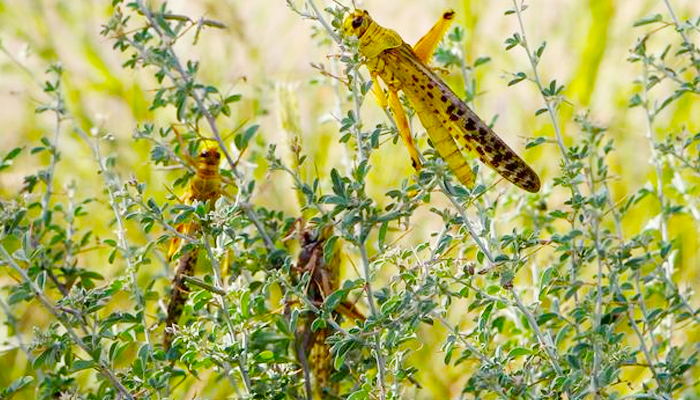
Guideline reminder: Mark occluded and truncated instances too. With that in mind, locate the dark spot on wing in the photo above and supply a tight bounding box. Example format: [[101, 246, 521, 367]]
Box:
[[465, 118, 476, 131], [446, 104, 455, 114], [506, 161, 521, 171]]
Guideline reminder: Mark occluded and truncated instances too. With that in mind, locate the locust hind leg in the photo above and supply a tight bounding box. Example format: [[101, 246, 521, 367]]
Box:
[[371, 71, 423, 171], [387, 89, 423, 171], [413, 10, 456, 63]]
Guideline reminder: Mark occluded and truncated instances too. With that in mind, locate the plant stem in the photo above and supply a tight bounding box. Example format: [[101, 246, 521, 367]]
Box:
[[662, 0, 700, 74], [509, 288, 563, 376], [202, 237, 252, 393], [511, 0, 567, 160]]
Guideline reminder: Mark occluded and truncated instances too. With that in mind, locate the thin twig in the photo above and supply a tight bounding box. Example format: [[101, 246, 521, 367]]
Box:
[[509, 288, 564, 376], [511, 0, 567, 160], [439, 182, 495, 264], [661, 0, 700, 75], [202, 236, 253, 392]]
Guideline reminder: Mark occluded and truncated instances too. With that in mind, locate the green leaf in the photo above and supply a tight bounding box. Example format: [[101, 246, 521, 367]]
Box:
[[323, 289, 346, 313], [628, 93, 642, 107], [235, 124, 259, 150], [311, 317, 326, 331], [633, 13, 663, 27], [347, 387, 370, 400], [504, 33, 521, 50], [537, 312, 559, 325], [535, 41, 547, 58], [0, 147, 22, 172], [508, 72, 527, 86], [478, 302, 494, 332], [378, 221, 388, 249], [323, 235, 339, 266], [330, 168, 344, 196], [508, 347, 532, 358], [380, 294, 402, 315], [474, 56, 491, 68], [256, 350, 274, 362], [1, 376, 34, 398], [443, 335, 456, 364], [240, 290, 250, 318], [71, 360, 94, 371]]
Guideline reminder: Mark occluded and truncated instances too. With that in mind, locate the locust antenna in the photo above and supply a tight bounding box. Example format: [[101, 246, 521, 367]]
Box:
[[331, 0, 350, 11]]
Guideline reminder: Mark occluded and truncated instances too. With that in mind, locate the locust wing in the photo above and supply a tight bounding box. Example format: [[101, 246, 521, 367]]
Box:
[[384, 45, 541, 193]]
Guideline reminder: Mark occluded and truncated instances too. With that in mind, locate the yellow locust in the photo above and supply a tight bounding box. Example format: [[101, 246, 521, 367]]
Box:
[[164, 146, 223, 349], [342, 9, 541, 193], [166, 147, 223, 260]]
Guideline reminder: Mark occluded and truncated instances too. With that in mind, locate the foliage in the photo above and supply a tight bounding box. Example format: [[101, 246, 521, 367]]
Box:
[[1, 0, 700, 399]]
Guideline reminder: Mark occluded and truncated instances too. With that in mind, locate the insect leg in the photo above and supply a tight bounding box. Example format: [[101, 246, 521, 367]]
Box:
[[388, 89, 423, 170], [370, 71, 388, 108], [413, 10, 456, 63], [167, 221, 194, 261]]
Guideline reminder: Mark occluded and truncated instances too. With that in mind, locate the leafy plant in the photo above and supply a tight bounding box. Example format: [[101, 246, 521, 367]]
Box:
[[1, 1, 699, 399]]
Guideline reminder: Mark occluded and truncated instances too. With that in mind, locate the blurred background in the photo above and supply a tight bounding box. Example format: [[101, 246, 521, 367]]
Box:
[[1, 0, 700, 398]]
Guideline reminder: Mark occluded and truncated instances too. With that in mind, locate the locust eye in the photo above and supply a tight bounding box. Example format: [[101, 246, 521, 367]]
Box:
[[351, 16, 364, 29], [200, 149, 221, 159]]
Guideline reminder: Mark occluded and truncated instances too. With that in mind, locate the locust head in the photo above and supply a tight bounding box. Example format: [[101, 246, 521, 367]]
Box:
[[342, 9, 403, 58], [342, 9, 371, 39], [196, 147, 221, 179]]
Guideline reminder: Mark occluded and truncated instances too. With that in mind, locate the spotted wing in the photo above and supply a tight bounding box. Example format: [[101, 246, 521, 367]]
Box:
[[385, 45, 541, 193]]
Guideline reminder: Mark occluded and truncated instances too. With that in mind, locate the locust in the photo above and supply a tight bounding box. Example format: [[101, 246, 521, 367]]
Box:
[[166, 147, 223, 260], [291, 223, 363, 398], [163, 146, 223, 349], [294, 225, 339, 398], [342, 9, 541, 192]]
